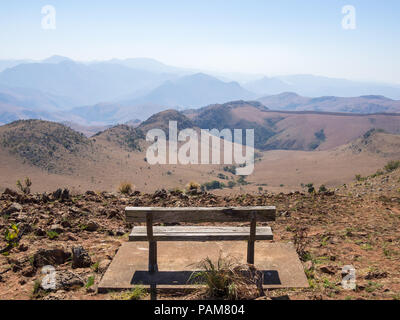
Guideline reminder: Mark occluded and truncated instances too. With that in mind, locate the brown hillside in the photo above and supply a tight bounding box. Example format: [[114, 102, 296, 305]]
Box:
[[0, 120, 95, 174]]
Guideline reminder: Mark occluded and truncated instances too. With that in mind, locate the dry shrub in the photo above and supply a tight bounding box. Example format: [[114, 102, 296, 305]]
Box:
[[189, 253, 265, 300], [293, 227, 310, 261], [118, 182, 132, 195], [186, 181, 200, 191]]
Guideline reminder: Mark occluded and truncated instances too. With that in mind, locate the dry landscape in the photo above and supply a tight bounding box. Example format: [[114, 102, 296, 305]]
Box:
[[0, 107, 399, 300], [0, 161, 399, 300]]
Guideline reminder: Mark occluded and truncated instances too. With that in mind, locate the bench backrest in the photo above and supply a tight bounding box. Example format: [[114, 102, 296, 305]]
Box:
[[125, 206, 276, 223]]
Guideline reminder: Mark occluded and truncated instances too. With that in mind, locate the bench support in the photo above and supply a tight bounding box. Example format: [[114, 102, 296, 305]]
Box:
[[146, 212, 158, 273], [247, 213, 257, 264]]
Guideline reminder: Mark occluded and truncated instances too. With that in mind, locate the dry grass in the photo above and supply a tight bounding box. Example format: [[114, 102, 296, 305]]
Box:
[[189, 253, 265, 300], [118, 182, 132, 195]]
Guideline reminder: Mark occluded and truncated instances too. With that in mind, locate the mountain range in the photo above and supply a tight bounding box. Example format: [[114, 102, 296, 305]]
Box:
[[0, 55, 400, 126]]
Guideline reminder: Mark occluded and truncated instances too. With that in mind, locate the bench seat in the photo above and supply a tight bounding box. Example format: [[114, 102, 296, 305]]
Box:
[[129, 226, 273, 241]]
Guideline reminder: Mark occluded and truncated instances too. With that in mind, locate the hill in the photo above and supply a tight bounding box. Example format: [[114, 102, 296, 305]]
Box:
[[258, 92, 400, 113], [0, 120, 94, 174], [186, 101, 400, 151]]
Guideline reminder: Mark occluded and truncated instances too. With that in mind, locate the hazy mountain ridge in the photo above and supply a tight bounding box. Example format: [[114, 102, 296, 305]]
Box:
[[258, 92, 400, 113]]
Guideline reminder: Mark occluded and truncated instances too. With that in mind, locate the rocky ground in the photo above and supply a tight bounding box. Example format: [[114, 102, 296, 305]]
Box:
[[0, 168, 399, 300]]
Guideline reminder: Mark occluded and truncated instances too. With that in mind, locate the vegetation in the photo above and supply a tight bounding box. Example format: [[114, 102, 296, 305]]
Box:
[[16, 177, 32, 195], [111, 286, 147, 300], [202, 180, 225, 190], [318, 185, 328, 193], [47, 231, 59, 240], [118, 182, 132, 195], [190, 255, 263, 300], [186, 181, 200, 191], [384, 160, 400, 173], [223, 165, 236, 175], [305, 183, 315, 193]]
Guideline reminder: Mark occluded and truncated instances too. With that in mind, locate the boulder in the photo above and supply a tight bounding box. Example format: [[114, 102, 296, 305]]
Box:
[[33, 248, 70, 268], [71, 246, 92, 269], [1, 202, 23, 215]]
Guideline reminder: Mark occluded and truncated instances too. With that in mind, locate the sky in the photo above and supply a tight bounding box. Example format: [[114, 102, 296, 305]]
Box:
[[0, 0, 399, 84]]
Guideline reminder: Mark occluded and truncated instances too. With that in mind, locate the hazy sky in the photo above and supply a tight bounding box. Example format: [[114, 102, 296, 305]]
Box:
[[1, 0, 399, 83]]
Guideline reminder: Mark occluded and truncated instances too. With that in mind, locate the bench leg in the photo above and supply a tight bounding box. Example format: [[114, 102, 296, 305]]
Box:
[[247, 214, 256, 264], [149, 241, 158, 273], [247, 240, 255, 264]]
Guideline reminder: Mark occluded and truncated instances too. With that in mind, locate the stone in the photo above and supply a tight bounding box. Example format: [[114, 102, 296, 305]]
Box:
[[21, 266, 36, 277], [33, 248, 70, 268], [49, 224, 64, 234], [319, 265, 338, 275], [85, 221, 99, 232], [2, 202, 23, 215], [54, 271, 84, 291], [3, 188, 19, 197], [71, 246, 92, 269]]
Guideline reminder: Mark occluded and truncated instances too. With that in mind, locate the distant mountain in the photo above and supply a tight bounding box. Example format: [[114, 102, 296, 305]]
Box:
[[42, 55, 73, 64], [245, 74, 400, 100], [258, 92, 400, 113], [130, 73, 256, 108], [0, 59, 33, 72], [106, 58, 192, 75], [0, 60, 177, 106]]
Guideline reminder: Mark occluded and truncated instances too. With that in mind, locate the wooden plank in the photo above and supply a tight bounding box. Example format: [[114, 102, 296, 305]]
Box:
[[129, 226, 273, 241], [126, 206, 276, 223]]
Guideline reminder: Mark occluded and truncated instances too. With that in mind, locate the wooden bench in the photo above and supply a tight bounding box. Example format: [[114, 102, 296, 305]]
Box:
[[125, 206, 276, 273]]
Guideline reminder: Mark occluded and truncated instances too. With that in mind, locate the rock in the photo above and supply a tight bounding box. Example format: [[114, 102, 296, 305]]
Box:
[[153, 189, 167, 199], [33, 248, 70, 268], [61, 220, 71, 228], [61, 189, 70, 202], [3, 188, 19, 197], [58, 233, 77, 241], [49, 224, 64, 234], [71, 246, 92, 269], [107, 209, 120, 219], [2, 202, 23, 215], [18, 243, 28, 252], [365, 271, 388, 280], [85, 221, 99, 232], [98, 259, 112, 273], [53, 270, 84, 291], [21, 266, 36, 277], [319, 265, 338, 275], [34, 228, 46, 237]]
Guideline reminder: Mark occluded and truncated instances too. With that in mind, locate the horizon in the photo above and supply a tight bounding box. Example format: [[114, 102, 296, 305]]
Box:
[[0, 1, 399, 84]]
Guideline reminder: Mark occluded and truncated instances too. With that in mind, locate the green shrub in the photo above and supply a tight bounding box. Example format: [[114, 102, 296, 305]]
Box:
[[47, 231, 59, 240], [384, 160, 400, 173]]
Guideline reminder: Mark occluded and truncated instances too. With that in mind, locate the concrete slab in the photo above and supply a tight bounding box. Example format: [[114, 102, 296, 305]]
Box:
[[98, 241, 308, 292]]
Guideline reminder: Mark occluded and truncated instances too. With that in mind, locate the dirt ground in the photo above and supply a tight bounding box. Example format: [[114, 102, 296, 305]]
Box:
[[0, 167, 399, 300]]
